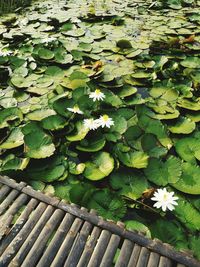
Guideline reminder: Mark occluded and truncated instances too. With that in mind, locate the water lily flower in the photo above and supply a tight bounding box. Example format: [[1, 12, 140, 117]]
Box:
[[83, 118, 99, 130], [89, 89, 105, 102], [0, 50, 12, 57], [96, 115, 114, 128], [67, 105, 83, 114], [151, 188, 178, 212]]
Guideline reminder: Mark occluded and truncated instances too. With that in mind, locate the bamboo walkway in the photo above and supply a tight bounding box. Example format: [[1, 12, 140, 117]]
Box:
[[0, 176, 199, 267]]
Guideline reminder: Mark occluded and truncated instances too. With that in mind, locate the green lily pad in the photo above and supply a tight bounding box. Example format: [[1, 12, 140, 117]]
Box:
[[118, 150, 149, 169], [38, 48, 54, 60], [66, 121, 89, 142], [168, 117, 195, 134], [0, 128, 24, 149], [76, 134, 106, 152], [144, 156, 182, 185], [24, 128, 55, 159], [84, 152, 114, 180], [26, 109, 56, 121], [175, 136, 200, 164], [110, 169, 148, 200], [172, 162, 200, 194], [181, 57, 200, 68], [41, 115, 67, 130]]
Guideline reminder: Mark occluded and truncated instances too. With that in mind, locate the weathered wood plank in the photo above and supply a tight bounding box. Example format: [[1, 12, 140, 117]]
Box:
[[10, 205, 56, 266], [115, 239, 134, 267], [77, 226, 101, 267], [99, 234, 121, 267], [136, 247, 150, 267], [87, 230, 112, 267], [127, 244, 142, 267], [0, 190, 19, 216], [147, 252, 160, 267], [20, 209, 64, 267], [0, 198, 38, 256], [0, 202, 47, 266], [0, 185, 11, 202], [158, 256, 173, 267], [51, 216, 84, 266], [2, 193, 29, 219], [63, 210, 97, 267], [37, 213, 75, 267]]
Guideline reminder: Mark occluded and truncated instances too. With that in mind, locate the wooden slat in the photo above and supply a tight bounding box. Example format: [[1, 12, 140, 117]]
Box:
[[0, 215, 14, 242], [0, 185, 11, 202], [115, 239, 134, 267], [0, 202, 47, 266], [0, 190, 19, 216], [10, 205, 56, 266], [51, 215, 84, 266], [176, 264, 186, 267], [99, 234, 121, 267], [147, 252, 160, 267], [87, 230, 112, 267], [2, 193, 29, 219], [136, 247, 150, 267], [37, 213, 75, 267], [77, 226, 101, 267], [127, 244, 142, 267], [20, 209, 64, 267], [64, 210, 97, 267], [0, 198, 38, 256], [158, 256, 173, 267]]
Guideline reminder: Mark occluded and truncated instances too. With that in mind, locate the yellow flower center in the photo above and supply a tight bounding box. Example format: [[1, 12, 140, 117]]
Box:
[[102, 115, 109, 121], [163, 193, 168, 201], [95, 89, 101, 95], [73, 106, 79, 112]]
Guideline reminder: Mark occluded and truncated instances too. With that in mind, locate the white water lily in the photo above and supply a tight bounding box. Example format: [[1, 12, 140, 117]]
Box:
[[151, 188, 178, 212], [96, 115, 114, 128], [67, 105, 83, 114], [0, 50, 12, 57], [89, 89, 105, 102], [83, 118, 99, 130]]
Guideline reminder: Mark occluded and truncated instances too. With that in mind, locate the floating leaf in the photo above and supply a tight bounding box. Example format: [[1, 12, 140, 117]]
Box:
[[26, 109, 56, 121], [110, 169, 148, 200], [24, 128, 55, 159], [88, 189, 126, 220], [26, 156, 67, 182], [144, 156, 182, 186], [118, 150, 149, 169], [0, 128, 24, 149], [76, 134, 106, 152], [175, 136, 200, 164], [41, 115, 67, 130], [172, 162, 200, 194], [180, 57, 200, 68], [173, 194, 200, 231], [38, 48, 54, 60], [168, 117, 195, 134], [66, 121, 89, 142], [84, 152, 114, 180]]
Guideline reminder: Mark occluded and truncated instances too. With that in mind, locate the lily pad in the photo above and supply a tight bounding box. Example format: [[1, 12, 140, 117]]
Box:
[[172, 162, 200, 194], [84, 152, 114, 180]]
